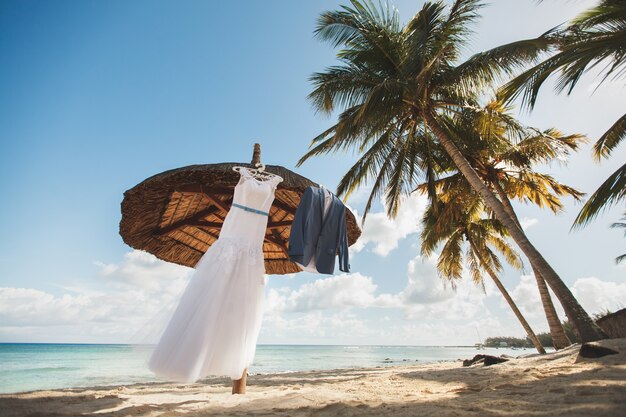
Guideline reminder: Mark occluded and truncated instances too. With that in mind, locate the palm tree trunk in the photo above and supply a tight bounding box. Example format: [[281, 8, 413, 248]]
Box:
[[468, 240, 546, 354], [423, 110, 606, 342], [491, 271, 546, 354], [532, 268, 572, 348], [492, 181, 572, 349]]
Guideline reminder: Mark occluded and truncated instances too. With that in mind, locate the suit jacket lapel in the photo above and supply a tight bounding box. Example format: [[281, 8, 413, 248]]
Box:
[[318, 187, 325, 227], [320, 187, 334, 231]]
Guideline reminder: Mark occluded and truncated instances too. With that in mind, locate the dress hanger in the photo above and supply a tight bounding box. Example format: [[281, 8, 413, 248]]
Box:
[[233, 163, 283, 182]]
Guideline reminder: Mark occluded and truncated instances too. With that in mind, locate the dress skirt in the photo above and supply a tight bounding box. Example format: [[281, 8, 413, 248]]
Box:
[[147, 236, 266, 382]]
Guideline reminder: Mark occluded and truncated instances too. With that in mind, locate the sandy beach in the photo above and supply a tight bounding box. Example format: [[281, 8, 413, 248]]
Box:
[[1, 338, 624, 417]]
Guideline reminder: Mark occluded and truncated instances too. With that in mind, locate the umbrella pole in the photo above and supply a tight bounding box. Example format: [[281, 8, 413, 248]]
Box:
[[251, 143, 261, 165], [232, 368, 247, 394]]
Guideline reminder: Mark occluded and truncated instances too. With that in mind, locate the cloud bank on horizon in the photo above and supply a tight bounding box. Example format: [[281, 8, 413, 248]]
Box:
[[1, 195, 623, 345]]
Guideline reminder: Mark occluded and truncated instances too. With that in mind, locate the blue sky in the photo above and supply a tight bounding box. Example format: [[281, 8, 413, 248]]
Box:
[[1, 0, 624, 345]]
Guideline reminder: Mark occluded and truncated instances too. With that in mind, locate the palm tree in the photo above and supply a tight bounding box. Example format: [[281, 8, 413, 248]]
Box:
[[417, 99, 583, 348], [498, 0, 626, 227], [298, 0, 606, 341], [611, 213, 626, 264], [421, 189, 546, 354]]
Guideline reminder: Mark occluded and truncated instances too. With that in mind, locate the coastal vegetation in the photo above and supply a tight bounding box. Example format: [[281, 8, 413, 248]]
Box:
[[484, 336, 539, 348], [420, 186, 547, 354], [298, 0, 616, 346], [415, 100, 585, 350]]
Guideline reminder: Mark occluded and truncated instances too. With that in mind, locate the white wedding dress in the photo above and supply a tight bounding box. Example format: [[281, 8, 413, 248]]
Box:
[[147, 167, 281, 382]]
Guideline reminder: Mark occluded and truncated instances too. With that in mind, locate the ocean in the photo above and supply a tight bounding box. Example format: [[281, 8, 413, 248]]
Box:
[[0, 343, 539, 394]]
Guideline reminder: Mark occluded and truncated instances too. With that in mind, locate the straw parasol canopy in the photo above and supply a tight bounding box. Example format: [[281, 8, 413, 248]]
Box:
[[119, 144, 361, 275]]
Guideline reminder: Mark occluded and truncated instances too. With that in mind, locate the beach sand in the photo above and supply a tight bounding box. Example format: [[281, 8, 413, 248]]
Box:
[[1, 338, 625, 417]]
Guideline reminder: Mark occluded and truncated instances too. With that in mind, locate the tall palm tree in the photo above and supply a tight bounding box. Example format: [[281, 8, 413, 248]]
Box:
[[423, 100, 586, 348], [611, 213, 626, 264], [298, 0, 606, 341], [421, 189, 546, 354], [499, 0, 626, 227]]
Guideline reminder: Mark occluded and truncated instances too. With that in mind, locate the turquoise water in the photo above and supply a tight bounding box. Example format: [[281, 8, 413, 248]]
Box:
[[0, 343, 538, 393]]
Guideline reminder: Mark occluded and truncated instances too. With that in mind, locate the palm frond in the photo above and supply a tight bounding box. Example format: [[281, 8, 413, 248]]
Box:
[[503, 129, 587, 167], [421, 199, 453, 256], [384, 134, 411, 218], [573, 1, 626, 30], [498, 49, 575, 110], [422, 131, 441, 210], [500, 0, 626, 109], [441, 0, 484, 44], [307, 65, 381, 114], [573, 162, 626, 228], [610, 214, 626, 234], [360, 141, 399, 223], [335, 126, 398, 201], [412, 0, 485, 81], [402, 1, 447, 75], [448, 33, 556, 96], [486, 234, 523, 270], [593, 113, 626, 160], [465, 243, 485, 287], [315, 0, 400, 46], [438, 229, 464, 282], [315, 0, 403, 72], [504, 172, 584, 212]]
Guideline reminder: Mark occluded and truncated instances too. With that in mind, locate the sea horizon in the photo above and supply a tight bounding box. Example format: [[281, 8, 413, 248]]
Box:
[[0, 342, 495, 347]]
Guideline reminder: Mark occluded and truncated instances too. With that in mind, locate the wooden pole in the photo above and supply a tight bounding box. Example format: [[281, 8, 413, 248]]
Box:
[[232, 367, 247, 394], [251, 143, 261, 166]]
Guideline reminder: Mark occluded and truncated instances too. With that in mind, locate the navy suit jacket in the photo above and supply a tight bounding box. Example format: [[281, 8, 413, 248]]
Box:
[[288, 186, 350, 274]]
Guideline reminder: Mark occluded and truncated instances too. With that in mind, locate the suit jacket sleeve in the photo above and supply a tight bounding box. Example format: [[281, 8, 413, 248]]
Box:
[[288, 186, 313, 262], [337, 204, 350, 272]]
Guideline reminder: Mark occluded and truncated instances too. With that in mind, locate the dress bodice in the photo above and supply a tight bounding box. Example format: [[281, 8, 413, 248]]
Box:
[[219, 167, 281, 242]]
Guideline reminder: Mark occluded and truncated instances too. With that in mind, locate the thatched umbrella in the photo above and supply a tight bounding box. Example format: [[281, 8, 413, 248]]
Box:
[[120, 144, 361, 393], [119, 144, 361, 275]]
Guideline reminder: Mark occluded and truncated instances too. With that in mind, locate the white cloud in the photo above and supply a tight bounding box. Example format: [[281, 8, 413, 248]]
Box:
[[520, 217, 539, 230], [509, 274, 550, 319], [265, 272, 400, 315], [341, 185, 374, 206], [259, 309, 373, 342], [371, 316, 509, 346], [585, 67, 626, 95], [7, 247, 621, 346], [0, 284, 173, 338], [509, 274, 626, 323], [94, 249, 192, 292], [265, 254, 491, 329], [350, 194, 428, 256], [0, 288, 91, 326], [399, 255, 489, 321], [572, 277, 626, 314], [401, 255, 457, 305], [259, 312, 513, 346], [0, 250, 192, 343]]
